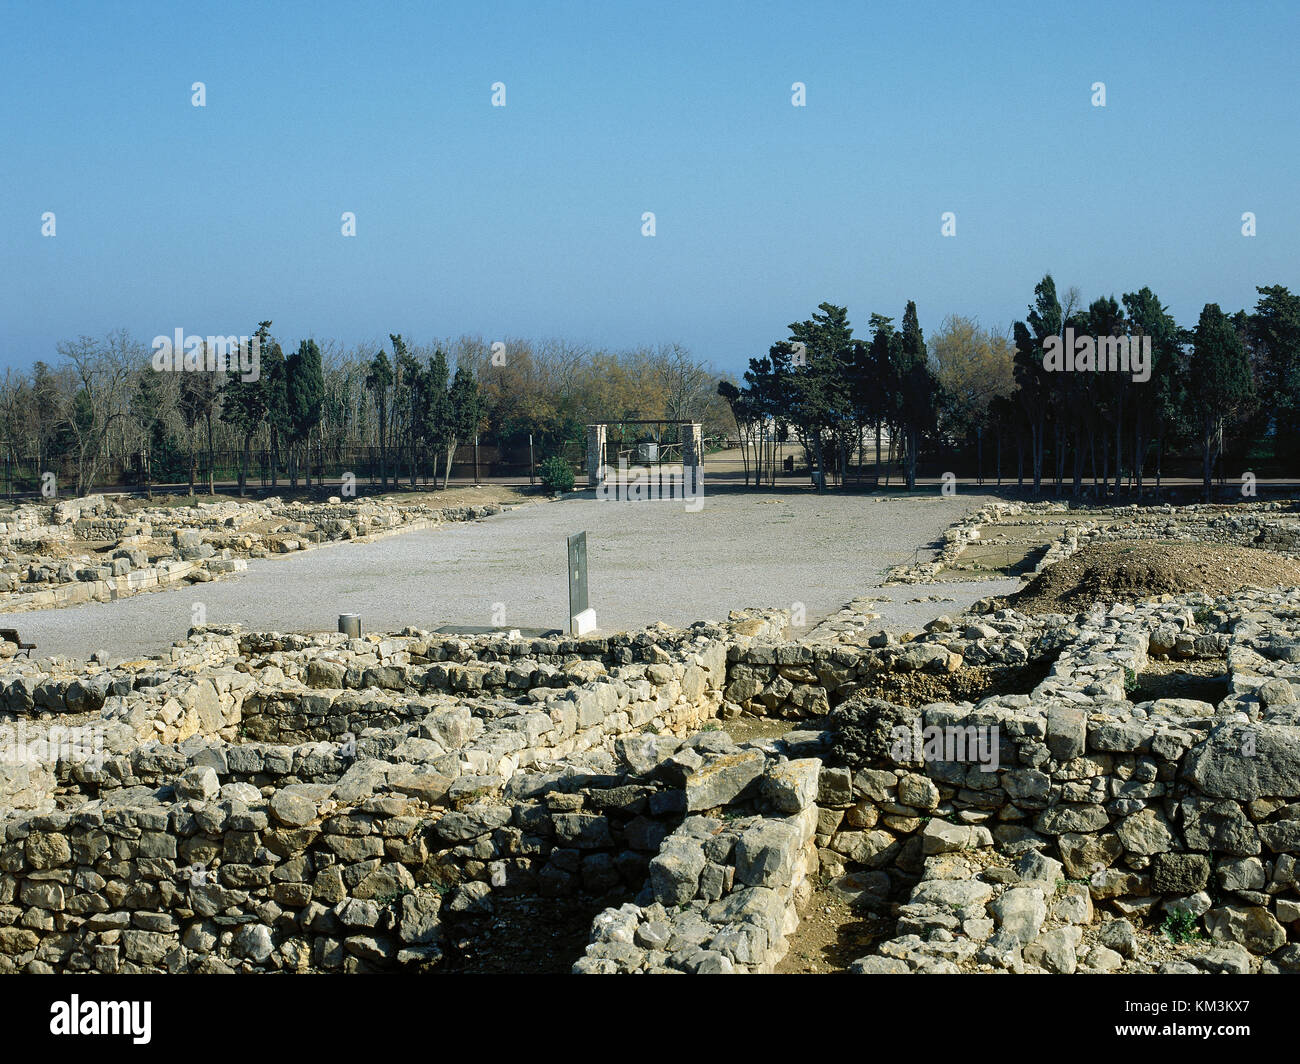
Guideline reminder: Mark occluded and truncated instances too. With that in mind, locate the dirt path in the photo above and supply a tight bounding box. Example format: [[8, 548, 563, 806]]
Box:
[[777, 890, 892, 973]]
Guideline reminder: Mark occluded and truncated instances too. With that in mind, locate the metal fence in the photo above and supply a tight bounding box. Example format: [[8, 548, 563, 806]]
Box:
[[0, 441, 585, 496]]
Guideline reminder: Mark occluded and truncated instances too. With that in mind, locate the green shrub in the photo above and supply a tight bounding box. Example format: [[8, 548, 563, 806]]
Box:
[[1161, 909, 1199, 944], [539, 456, 575, 493]]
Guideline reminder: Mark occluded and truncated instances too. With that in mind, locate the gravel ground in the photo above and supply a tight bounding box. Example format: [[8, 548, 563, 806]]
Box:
[[14, 491, 1020, 661]]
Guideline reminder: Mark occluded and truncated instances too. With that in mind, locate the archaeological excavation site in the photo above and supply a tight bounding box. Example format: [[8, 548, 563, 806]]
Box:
[[15, 7, 1300, 1044], [3, 490, 1300, 979]]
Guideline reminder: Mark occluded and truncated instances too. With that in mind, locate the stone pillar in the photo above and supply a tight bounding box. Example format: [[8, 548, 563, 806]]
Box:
[[681, 422, 703, 473], [586, 424, 607, 486]]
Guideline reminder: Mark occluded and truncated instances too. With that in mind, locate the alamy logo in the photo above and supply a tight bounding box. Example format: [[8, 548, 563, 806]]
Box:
[[0, 722, 106, 768], [50, 996, 151, 1044], [595, 459, 704, 512], [151, 329, 261, 382], [1042, 328, 1151, 383], [890, 723, 1001, 772]]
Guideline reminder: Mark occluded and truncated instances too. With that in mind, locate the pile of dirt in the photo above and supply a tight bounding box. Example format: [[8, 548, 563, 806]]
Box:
[[1007, 540, 1300, 614]]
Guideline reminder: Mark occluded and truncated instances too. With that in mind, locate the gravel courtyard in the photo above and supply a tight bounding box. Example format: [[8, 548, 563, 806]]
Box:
[[16, 491, 1018, 660]]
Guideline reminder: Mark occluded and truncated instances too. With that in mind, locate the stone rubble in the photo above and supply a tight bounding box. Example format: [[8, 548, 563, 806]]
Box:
[[0, 494, 503, 616]]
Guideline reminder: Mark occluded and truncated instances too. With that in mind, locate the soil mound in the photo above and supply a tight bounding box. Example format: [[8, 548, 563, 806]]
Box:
[[1007, 540, 1300, 614]]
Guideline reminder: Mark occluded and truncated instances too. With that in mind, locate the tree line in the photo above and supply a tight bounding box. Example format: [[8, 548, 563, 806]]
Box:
[[0, 328, 731, 496], [12, 282, 1296, 503], [716, 276, 1300, 501]]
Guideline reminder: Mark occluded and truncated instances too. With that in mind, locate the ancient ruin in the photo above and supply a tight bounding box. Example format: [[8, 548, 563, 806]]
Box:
[[2, 494, 1299, 975]]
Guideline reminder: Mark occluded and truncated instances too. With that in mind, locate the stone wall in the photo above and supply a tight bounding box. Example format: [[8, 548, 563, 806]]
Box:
[[5, 579, 1300, 974], [575, 755, 821, 973], [0, 703, 815, 973], [0, 619, 741, 972], [0, 747, 707, 973], [801, 590, 1300, 972], [723, 610, 1051, 720]]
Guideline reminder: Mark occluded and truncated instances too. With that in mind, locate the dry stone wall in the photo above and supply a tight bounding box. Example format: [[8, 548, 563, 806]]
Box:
[[801, 590, 1300, 973], [5, 564, 1300, 974], [0, 619, 741, 972], [575, 754, 822, 973]]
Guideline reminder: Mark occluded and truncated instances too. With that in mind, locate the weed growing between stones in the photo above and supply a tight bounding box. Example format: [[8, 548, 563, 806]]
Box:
[[1161, 909, 1200, 944]]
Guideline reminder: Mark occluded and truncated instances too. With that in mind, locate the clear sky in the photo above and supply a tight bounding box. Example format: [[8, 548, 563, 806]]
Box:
[[2, 0, 1297, 375]]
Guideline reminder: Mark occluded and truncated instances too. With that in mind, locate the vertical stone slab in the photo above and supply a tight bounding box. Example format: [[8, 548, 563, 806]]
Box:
[[568, 531, 596, 635], [586, 424, 607, 486]]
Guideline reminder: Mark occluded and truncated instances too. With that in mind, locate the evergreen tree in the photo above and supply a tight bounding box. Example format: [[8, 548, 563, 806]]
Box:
[[787, 303, 853, 491], [1187, 303, 1254, 501], [365, 351, 394, 488], [893, 301, 936, 490], [129, 367, 166, 498], [286, 339, 324, 489], [261, 339, 288, 489], [1249, 285, 1300, 469], [741, 353, 782, 485], [865, 314, 898, 477], [444, 364, 480, 489], [221, 321, 270, 496], [178, 347, 223, 495], [424, 348, 451, 485], [1121, 288, 1183, 497], [391, 334, 426, 487], [1083, 295, 1127, 497], [1013, 275, 1062, 493]]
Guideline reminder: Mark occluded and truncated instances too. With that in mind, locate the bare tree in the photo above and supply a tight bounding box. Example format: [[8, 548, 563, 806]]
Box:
[[57, 331, 136, 495]]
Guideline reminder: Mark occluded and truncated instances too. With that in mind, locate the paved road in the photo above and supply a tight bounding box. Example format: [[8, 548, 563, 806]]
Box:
[[15, 492, 1019, 662]]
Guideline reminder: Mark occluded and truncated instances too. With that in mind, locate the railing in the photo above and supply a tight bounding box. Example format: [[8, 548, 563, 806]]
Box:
[[608, 440, 684, 468], [0, 442, 566, 497]]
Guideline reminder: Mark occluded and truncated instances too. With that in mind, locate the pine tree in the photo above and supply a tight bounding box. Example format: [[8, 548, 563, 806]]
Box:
[[445, 365, 480, 489], [787, 303, 853, 491], [865, 315, 897, 478], [1122, 288, 1182, 498], [893, 300, 936, 490], [261, 339, 288, 489], [391, 335, 426, 487], [1249, 285, 1300, 469], [129, 367, 166, 498], [1013, 275, 1062, 493], [425, 348, 451, 486]]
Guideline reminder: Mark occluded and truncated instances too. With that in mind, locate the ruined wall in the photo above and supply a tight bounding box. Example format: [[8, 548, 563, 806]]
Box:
[[0, 621, 738, 972], [801, 591, 1300, 971], [575, 756, 821, 973], [6, 580, 1300, 975], [723, 611, 1051, 720], [0, 751, 702, 973], [0, 496, 503, 614]]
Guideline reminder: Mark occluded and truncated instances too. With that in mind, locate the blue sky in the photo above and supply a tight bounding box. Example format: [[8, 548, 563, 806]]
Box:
[[2, 0, 1297, 375]]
